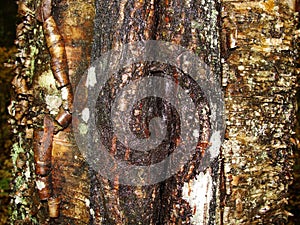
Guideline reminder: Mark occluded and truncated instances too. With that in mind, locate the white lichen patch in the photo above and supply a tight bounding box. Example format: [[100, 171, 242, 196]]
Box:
[[134, 109, 141, 116], [90, 208, 96, 218], [82, 107, 90, 123], [238, 65, 245, 71], [24, 163, 31, 181], [122, 74, 129, 83], [118, 99, 128, 112], [86, 66, 97, 87], [38, 70, 58, 94], [85, 198, 90, 207], [36, 180, 46, 190], [209, 131, 222, 158], [193, 129, 199, 138], [61, 86, 69, 101], [182, 170, 213, 225], [45, 95, 62, 115], [14, 196, 24, 205]]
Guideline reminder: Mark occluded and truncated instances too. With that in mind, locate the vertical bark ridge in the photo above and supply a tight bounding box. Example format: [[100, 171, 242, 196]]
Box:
[[91, 0, 221, 224], [155, 1, 221, 224], [91, 1, 162, 224]]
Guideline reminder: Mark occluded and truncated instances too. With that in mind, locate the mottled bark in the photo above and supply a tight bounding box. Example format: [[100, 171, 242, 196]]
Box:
[[219, 0, 298, 224], [9, 0, 94, 224]]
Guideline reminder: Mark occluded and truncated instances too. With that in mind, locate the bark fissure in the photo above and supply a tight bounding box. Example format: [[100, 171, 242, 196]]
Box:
[[9, 0, 298, 224], [90, 0, 221, 224]]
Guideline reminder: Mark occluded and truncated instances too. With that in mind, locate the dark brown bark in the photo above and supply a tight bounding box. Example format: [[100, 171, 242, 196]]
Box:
[[90, 0, 220, 224]]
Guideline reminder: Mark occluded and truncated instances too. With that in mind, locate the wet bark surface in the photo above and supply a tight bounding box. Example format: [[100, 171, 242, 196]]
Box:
[[8, 0, 299, 224], [90, 0, 220, 224]]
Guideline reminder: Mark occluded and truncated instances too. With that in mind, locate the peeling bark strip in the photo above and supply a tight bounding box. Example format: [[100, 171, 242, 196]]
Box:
[[33, 115, 53, 176], [10, 0, 94, 224], [37, 0, 73, 129], [39, 0, 95, 223], [220, 0, 298, 224], [33, 115, 54, 203], [91, 0, 221, 224], [30, 0, 76, 219]]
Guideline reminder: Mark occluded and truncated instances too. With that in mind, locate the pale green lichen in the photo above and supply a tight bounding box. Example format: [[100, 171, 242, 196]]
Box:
[[11, 135, 25, 171], [10, 0, 41, 223], [10, 134, 37, 224], [28, 45, 38, 78], [38, 69, 59, 94], [45, 95, 62, 115], [38, 69, 63, 115], [86, 66, 97, 87], [79, 123, 88, 135], [82, 107, 90, 123]]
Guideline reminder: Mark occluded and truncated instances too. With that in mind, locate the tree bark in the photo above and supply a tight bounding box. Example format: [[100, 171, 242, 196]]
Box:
[[9, 0, 298, 224], [9, 0, 94, 224], [219, 0, 298, 224]]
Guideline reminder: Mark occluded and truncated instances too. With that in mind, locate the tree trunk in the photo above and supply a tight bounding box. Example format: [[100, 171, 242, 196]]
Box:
[[8, 0, 298, 224], [9, 0, 94, 224], [219, 1, 298, 224]]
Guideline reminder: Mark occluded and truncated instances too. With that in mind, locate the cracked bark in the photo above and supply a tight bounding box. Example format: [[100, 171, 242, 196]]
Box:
[[9, 0, 298, 224]]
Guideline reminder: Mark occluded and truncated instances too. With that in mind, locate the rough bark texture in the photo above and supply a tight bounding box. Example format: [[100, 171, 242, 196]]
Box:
[[219, 0, 298, 224], [9, 0, 94, 224], [90, 2, 161, 224], [90, 0, 221, 224], [9, 1, 41, 223], [9, 0, 299, 224]]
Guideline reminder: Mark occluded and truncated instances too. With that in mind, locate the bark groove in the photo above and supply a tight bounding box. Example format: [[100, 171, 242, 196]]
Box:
[[90, 0, 221, 224]]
